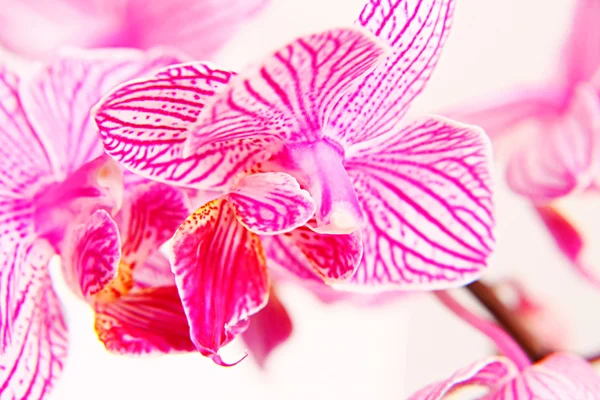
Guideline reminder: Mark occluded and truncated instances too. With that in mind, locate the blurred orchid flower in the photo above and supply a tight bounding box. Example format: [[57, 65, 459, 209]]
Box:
[[60, 182, 195, 354], [0, 0, 268, 60], [93, 0, 495, 364], [449, 0, 600, 202], [0, 48, 183, 398], [408, 353, 600, 399]]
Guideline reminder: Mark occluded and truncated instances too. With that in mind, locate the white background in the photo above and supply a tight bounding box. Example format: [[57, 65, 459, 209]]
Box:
[[30, 0, 600, 398]]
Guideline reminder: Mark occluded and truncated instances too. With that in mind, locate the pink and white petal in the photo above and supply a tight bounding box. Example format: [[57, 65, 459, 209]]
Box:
[[242, 287, 292, 368], [344, 116, 494, 289], [228, 172, 315, 235], [0, 240, 68, 400], [170, 199, 269, 365], [131, 251, 177, 289], [117, 182, 190, 267], [93, 62, 239, 188], [489, 353, 600, 399], [20, 47, 185, 178], [94, 286, 195, 355], [126, 0, 269, 58], [0, 67, 55, 247], [61, 210, 121, 300], [506, 85, 600, 203], [408, 357, 518, 400], [187, 27, 386, 152], [328, 0, 456, 145], [562, 0, 600, 86]]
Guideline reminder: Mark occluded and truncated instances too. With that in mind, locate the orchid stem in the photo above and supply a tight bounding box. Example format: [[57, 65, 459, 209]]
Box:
[[435, 290, 532, 371], [466, 280, 552, 363]]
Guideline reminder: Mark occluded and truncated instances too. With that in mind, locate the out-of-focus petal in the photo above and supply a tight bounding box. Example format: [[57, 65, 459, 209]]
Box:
[[94, 286, 195, 355], [344, 116, 494, 289], [489, 353, 600, 399], [562, 0, 600, 86], [328, 0, 455, 146], [228, 172, 315, 235], [505, 84, 600, 203], [61, 210, 121, 300], [131, 252, 176, 289], [170, 199, 269, 365], [265, 224, 362, 283], [0, 67, 55, 247], [186, 27, 386, 156], [20, 47, 185, 179], [242, 286, 292, 368], [408, 357, 518, 399], [93, 62, 236, 188], [0, 240, 68, 400]]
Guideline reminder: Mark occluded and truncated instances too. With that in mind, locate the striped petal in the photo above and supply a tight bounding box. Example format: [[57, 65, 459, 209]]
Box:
[[0, 67, 55, 249], [0, 240, 68, 400], [61, 210, 121, 300], [94, 286, 195, 355], [344, 117, 494, 289], [328, 0, 456, 145], [242, 286, 292, 368], [228, 173, 315, 235], [505, 84, 600, 202], [170, 199, 269, 365], [20, 47, 185, 179], [562, 0, 600, 85], [408, 357, 517, 399]]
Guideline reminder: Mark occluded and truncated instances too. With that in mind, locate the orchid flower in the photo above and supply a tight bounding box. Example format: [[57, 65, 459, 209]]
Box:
[[0, 0, 268, 60], [408, 353, 600, 399], [93, 0, 495, 364], [0, 48, 186, 399]]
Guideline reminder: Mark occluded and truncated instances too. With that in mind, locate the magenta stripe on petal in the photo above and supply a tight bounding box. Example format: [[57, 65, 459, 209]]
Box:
[[170, 199, 269, 365], [344, 116, 494, 289], [329, 0, 456, 145]]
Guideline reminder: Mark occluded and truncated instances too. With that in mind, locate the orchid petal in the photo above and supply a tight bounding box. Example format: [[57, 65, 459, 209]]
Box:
[[20, 47, 185, 179], [94, 286, 195, 355], [0, 241, 68, 400], [0, 67, 54, 248], [61, 210, 121, 300], [408, 357, 518, 399], [344, 116, 494, 289], [489, 353, 600, 399], [328, 0, 455, 145], [228, 172, 316, 235], [562, 0, 600, 86], [170, 199, 269, 365], [506, 84, 600, 203], [93, 62, 236, 187], [242, 286, 292, 368], [186, 27, 387, 154], [131, 251, 178, 289]]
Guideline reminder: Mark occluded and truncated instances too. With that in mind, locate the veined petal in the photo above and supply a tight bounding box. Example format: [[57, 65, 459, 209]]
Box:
[[61, 210, 121, 300], [0, 67, 55, 248], [489, 353, 600, 399], [408, 357, 518, 399], [242, 286, 292, 368], [186, 27, 387, 154], [562, 0, 600, 86], [228, 172, 316, 235], [94, 286, 195, 355], [344, 116, 494, 289], [131, 251, 177, 289], [505, 85, 600, 202], [93, 62, 238, 188], [20, 47, 185, 179], [328, 0, 455, 145], [170, 199, 269, 365], [0, 240, 68, 400]]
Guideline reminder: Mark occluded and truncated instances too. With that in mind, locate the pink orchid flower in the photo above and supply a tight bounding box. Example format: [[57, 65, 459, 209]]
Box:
[[408, 353, 600, 399], [93, 0, 495, 365], [0, 0, 268, 60], [0, 48, 186, 399]]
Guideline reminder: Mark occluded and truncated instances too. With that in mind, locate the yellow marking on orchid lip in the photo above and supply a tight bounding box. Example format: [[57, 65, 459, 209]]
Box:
[[94, 261, 134, 303], [328, 204, 362, 234]]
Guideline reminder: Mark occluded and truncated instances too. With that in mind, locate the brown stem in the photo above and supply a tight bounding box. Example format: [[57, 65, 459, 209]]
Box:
[[466, 280, 553, 362]]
